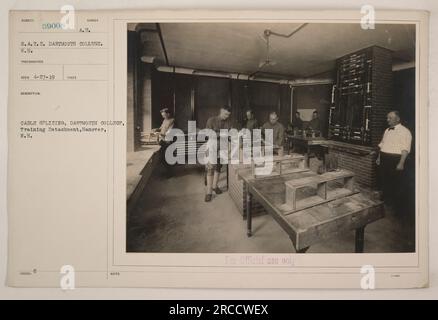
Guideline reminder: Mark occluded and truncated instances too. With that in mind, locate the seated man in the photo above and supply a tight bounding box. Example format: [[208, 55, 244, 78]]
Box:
[[293, 111, 304, 131], [307, 110, 321, 133], [244, 109, 259, 131], [262, 111, 285, 155]]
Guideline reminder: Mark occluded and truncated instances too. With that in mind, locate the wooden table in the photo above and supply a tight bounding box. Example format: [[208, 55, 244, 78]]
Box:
[[287, 135, 327, 166], [238, 168, 384, 253]]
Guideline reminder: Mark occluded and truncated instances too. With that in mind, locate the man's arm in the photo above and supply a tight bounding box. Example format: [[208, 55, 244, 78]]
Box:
[[375, 150, 381, 166], [205, 118, 216, 132], [396, 129, 412, 170], [376, 129, 387, 165], [396, 150, 409, 170], [161, 119, 175, 137], [277, 125, 285, 147]]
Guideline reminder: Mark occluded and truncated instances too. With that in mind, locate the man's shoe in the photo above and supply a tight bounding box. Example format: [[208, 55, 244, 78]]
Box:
[[205, 194, 212, 202], [213, 187, 222, 195]]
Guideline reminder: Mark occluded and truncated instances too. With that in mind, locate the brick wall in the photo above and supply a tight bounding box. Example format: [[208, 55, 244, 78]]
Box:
[[370, 46, 393, 147], [228, 164, 267, 217], [326, 46, 391, 188], [327, 141, 378, 188]]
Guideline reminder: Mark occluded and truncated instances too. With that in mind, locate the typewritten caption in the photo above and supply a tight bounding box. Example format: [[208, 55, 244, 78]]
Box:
[[18, 120, 124, 139]]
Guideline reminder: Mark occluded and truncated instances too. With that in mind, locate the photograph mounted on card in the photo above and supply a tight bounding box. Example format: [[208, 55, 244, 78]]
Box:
[[7, 9, 429, 289]]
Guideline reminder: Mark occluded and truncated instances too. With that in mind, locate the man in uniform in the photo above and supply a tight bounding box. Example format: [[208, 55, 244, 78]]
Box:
[[244, 109, 259, 131], [293, 111, 304, 130], [204, 106, 232, 202], [307, 110, 321, 133], [262, 111, 285, 155]]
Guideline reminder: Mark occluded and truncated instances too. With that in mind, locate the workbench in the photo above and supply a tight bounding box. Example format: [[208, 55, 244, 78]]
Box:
[[287, 135, 327, 166], [127, 145, 161, 214], [237, 167, 384, 253]]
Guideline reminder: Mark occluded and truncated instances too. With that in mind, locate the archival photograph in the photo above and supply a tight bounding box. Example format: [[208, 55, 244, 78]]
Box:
[[125, 22, 416, 254]]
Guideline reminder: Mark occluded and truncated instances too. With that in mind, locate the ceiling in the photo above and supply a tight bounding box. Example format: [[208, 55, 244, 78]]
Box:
[[133, 22, 416, 78]]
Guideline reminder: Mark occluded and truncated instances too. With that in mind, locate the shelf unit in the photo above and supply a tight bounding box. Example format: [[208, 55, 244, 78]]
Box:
[[328, 46, 393, 146], [252, 154, 308, 179], [284, 169, 356, 211]]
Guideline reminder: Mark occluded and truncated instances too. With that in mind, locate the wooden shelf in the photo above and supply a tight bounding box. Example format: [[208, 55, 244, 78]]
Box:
[[284, 169, 356, 212], [252, 154, 308, 179]]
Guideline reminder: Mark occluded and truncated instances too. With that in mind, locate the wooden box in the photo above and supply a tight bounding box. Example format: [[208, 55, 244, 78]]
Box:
[[284, 169, 356, 211]]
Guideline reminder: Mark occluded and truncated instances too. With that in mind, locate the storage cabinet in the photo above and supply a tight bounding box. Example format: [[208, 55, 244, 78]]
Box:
[[329, 46, 393, 147]]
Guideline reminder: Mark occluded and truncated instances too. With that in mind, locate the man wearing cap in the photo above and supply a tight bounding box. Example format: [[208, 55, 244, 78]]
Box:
[[204, 106, 232, 202], [376, 111, 412, 207]]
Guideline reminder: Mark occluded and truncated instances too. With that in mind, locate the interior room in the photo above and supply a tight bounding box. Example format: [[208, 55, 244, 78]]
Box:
[[126, 22, 416, 253]]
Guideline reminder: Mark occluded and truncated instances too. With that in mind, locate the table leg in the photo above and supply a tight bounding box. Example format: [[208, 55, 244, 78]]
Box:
[[246, 187, 253, 237], [355, 227, 365, 253], [297, 247, 309, 253], [289, 236, 309, 253], [226, 164, 229, 190], [307, 145, 311, 167]]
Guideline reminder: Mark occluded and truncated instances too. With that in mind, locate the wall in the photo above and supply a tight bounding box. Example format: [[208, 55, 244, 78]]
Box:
[[328, 142, 378, 188], [393, 67, 415, 212], [127, 33, 154, 152], [126, 31, 137, 152], [292, 84, 332, 137], [139, 64, 153, 134], [195, 76, 230, 129], [394, 67, 415, 153], [150, 70, 293, 132], [369, 47, 394, 147]]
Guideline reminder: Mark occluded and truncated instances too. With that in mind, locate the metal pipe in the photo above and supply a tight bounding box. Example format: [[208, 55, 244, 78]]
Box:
[[290, 86, 294, 124], [156, 65, 333, 85], [264, 23, 308, 39]]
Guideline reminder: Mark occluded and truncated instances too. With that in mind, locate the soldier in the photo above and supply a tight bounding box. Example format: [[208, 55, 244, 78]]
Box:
[[204, 106, 232, 202]]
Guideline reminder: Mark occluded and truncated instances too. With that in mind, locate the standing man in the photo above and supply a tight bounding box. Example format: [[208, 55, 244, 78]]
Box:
[[204, 106, 232, 202], [244, 109, 259, 131], [154, 108, 175, 178], [376, 111, 412, 208], [262, 111, 285, 155]]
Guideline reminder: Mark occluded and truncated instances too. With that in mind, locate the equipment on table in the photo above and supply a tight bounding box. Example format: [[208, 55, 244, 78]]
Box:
[[251, 154, 308, 179], [140, 131, 160, 145]]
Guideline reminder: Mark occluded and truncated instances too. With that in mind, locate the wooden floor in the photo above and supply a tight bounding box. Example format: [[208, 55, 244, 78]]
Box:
[[127, 163, 415, 253]]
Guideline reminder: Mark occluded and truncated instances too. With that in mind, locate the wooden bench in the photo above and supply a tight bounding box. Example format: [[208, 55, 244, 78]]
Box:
[[252, 154, 308, 179], [238, 169, 384, 253], [284, 169, 357, 211]]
